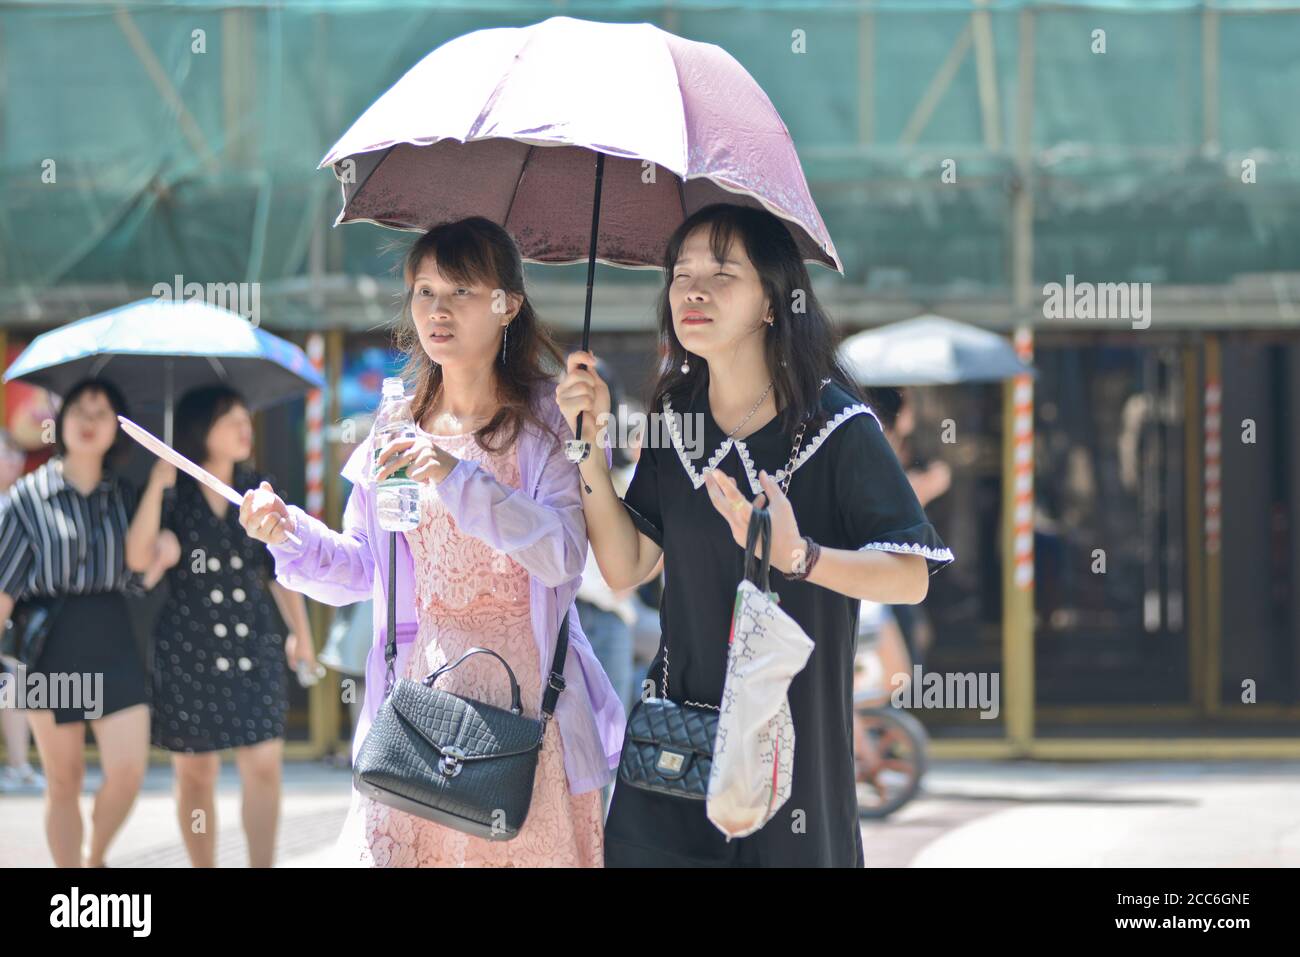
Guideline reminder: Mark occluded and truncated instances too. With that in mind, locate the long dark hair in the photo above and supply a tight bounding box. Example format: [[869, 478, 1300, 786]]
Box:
[[393, 217, 565, 454], [54, 377, 133, 471], [649, 203, 865, 438]]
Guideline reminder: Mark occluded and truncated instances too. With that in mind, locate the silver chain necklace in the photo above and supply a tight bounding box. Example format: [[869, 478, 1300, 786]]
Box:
[[719, 379, 775, 439]]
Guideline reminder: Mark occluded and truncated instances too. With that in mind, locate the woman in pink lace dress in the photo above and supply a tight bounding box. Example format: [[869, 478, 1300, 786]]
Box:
[[244, 217, 625, 867], [336, 426, 603, 866]]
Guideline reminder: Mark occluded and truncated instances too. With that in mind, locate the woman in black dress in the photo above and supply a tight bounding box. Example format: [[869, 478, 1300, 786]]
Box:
[[0, 378, 176, 866], [130, 385, 318, 867], [557, 204, 954, 866]]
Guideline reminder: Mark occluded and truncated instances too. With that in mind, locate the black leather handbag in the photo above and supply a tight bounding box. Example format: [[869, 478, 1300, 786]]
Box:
[[1, 594, 65, 667], [618, 508, 775, 800], [617, 692, 720, 799], [352, 532, 569, 841]]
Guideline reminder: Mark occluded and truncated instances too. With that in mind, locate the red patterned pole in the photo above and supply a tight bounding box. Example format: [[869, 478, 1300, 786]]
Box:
[[1012, 325, 1034, 590], [305, 333, 325, 520], [1204, 376, 1221, 556], [1008, 325, 1029, 587]]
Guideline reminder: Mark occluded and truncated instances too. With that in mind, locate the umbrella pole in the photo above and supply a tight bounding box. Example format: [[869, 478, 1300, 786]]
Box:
[[164, 359, 174, 447], [565, 151, 606, 484]]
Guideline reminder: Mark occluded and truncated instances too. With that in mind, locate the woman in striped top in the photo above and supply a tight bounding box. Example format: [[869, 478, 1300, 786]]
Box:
[[0, 378, 177, 867]]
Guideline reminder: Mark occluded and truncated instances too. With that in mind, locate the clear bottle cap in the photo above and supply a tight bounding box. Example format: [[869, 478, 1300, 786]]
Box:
[[381, 376, 405, 397]]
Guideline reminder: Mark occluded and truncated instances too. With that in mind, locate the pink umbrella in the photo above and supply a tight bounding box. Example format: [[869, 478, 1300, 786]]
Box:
[[321, 15, 841, 461]]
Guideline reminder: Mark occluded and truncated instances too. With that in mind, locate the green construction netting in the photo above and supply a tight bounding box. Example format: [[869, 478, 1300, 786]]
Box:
[[2, 0, 1300, 322]]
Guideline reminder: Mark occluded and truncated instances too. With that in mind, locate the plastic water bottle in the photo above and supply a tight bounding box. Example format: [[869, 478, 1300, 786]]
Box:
[[373, 377, 421, 531]]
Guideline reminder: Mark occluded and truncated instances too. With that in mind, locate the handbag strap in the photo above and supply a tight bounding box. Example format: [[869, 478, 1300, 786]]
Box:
[[425, 646, 523, 714], [382, 530, 570, 722], [659, 508, 769, 712], [385, 531, 397, 696], [659, 420, 806, 708], [540, 609, 569, 724], [743, 507, 773, 592]]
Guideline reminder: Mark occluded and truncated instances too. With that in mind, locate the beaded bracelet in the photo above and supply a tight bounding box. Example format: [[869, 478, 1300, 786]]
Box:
[[783, 535, 821, 581]]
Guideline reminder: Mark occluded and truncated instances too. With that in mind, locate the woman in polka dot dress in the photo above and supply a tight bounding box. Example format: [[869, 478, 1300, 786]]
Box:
[[139, 385, 318, 867]]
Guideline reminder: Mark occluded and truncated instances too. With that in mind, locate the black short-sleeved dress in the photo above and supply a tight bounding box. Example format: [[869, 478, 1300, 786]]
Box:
[[604, 379, 954, 867], [151, 465, 287, 752]]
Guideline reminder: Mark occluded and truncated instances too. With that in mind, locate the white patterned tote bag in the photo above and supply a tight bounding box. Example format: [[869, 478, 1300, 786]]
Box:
[[707, 509, 814, 840]]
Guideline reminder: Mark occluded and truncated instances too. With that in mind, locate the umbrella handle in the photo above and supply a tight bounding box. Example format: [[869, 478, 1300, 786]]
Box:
[[570, 364, 591, 466], [566, 366, 594, 492], [565, 151, 606, 491], [564, 370, 593, 486]]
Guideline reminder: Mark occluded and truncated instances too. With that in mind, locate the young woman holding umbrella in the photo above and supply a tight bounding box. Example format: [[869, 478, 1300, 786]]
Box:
[[128, 384, 319, 867], [557, 203, 955, 867], [239, 217, 624, 867]]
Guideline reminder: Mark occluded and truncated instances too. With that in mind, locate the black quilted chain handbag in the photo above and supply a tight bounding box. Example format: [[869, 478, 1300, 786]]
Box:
[[617, 419, 807, 800], [352, 531, 569, 840]]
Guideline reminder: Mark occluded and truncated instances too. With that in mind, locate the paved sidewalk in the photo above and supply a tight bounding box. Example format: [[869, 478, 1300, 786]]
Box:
[[0, 760, 354, 868], [2, 759, 1298, 867], [862, 760, 1300, 867]]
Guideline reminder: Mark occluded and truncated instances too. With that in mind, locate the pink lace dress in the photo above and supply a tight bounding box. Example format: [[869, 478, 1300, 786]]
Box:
[[335, 428, 605, 867]]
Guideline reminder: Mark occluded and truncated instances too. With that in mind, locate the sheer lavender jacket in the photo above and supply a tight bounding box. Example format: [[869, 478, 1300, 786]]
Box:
[[265, 385, 624, 794]]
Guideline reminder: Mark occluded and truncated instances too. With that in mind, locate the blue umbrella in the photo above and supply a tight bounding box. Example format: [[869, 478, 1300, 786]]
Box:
[[839, 314, 1037, 387], [3, 298, 325, 444]]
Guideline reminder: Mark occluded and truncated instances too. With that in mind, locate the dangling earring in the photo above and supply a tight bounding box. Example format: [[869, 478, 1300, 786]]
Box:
[[501, 321, 509, 363], [680, 352, 691, 374]]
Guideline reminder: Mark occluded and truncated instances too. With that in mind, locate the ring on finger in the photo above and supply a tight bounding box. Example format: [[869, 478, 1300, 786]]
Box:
[[729, 499, 746, 513]]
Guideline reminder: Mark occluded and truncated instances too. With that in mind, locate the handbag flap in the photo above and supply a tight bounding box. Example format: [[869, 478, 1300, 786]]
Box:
[[388, 678, 542, 760], [625, 698, 718, 756]]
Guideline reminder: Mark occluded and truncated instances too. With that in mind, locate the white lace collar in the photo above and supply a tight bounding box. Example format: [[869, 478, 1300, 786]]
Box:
[[661, 380, 881, 495]]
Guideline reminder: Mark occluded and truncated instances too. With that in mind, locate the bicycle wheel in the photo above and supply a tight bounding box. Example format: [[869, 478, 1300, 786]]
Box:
[[853, 706, 928, 819]]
